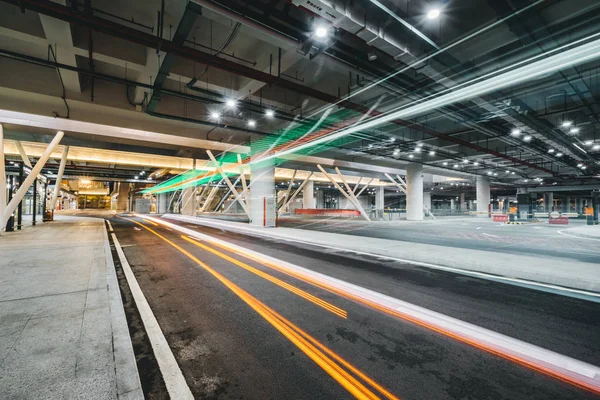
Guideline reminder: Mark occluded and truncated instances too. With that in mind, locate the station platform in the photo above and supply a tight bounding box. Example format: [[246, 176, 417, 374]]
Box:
[[162, 214, 600, 294], [0, 212, 142, 399]]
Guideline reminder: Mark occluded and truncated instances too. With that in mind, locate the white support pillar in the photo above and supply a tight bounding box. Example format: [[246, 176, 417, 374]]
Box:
[[406, 163, 423, 221], [450, 198, 455, 210], [3, 131, 64, 228], [375, 186, 384, 210], [460, 193, 466, 210], [303, 179, 315, 209], [157, 193, 168, 214], [476, 176, 491, 218], [423, 191, 432, 211], [0, 125, 6, 232], [545, 192, 554, 212], [15, 141, 32, 168], [50, 146, 69, 210], [181, 187, 196, 216], [250, 160, 275, 226]]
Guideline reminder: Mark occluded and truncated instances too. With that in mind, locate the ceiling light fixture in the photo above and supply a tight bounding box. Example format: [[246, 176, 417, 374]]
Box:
[[473, 162, 479, 166], [511, 129, 521, 136], [427, 9, 440, 19], [429, 150, 435, 155], [210, 111, 220, 119], [453, 164, 458, 168], [556, 152, 563, 157], [562, 121, 572, 128], [570, 127, 580, 134], [593, 144, 600, 150], [581, 166, 587, 170], [523, 135, 532, 142], [415, 147, 421, 153], [442, 162, 448, 166], [585, 140, 593, 145], [265, 109, 274, 118], [409, 154, 414, 158], [577, 163, 583, 167], [248, 120, 256, 128], [226, 99, 236, 108], [315, 26, 328, 38], [548, 148, 555, 153]]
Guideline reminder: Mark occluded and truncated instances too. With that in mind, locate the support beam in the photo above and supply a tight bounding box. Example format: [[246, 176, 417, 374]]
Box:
[[355, 178, 374, 198], [335, 167, 370, 219], [280, 172, 313, 212], [317, 165, 370, 221], [237, 154, 247, 194], [200, 181, 221, 212], [352, 177, 363, 194], [50, 145, 69, 210], [406, 163, 423, 221], [278, 170, 297, 211], [3, 130, 63, 228], [15, 141, 32, 168], [207, 150, 249, 216], [385, 173, 407, 194]]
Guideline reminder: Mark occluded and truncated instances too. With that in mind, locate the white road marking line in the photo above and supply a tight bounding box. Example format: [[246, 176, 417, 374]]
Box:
[[476, 227, 482, 230], [141, 215, 600, 392], [111, 233, 194, 400], [557, 230, 600, 241], [482, 233, 499, 238], [105, 219, 114, 232]]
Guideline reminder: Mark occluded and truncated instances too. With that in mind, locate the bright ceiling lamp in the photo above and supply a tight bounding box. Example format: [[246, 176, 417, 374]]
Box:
[[265, 109, 275, 118], [247, 120, 256, 128], [570, 127, 580, 134], [315, 26, 328, 39], [210, 111, 220, 119], [225, 99, 236, 108], [511, 129, 521, 135], [427, 9, 441, 19], [255, 33, 600, 164], [561, 121, 572, 128], [523, 135, 532, 142], [548, 148, 555, 153], [429, 150, 436, 155], [593, 144, 600, 150]]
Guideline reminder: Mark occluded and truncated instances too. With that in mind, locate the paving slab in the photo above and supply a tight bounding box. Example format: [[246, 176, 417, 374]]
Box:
[[0, 213, 142, 400]]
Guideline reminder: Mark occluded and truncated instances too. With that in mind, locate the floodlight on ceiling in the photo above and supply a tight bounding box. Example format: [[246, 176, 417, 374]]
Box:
[[429, 150, 436, 155], [226, 99, 236, 108], [556, 152, 563, 157], [442, 162, 448, 166], [523, 135, 532, 142], [585, 140, 593, 145], [593, 144, 600, 150], [511, 129, 521, 136], [427, 9, 440, 19], [210, 111, 221, 119], [265, 110, 275, 118], [548, 148, 555, 153], [315, 26, 329, 39], [569, 127, 580, 134], [248, 120, 256, 128], [453, 164, 458, 168], [562, 121, 572, 128]]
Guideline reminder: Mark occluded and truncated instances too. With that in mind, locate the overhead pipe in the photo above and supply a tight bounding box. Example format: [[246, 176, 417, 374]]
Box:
[[4, 0, 556, 173], [2, 130, 64, 228]]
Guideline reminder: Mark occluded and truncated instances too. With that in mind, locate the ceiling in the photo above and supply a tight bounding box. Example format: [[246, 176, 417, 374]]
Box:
[[0, 0, 599, 189]]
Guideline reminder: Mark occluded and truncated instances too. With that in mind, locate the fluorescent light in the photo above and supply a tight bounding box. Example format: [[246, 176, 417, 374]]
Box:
[[415, 147, 421, 153], [140, 171, 145, 175], [416, 143, 424, 147], [548, 148, 555, 153], [570, 127, 580, 134], [210, 111, 220, 119], [265, 110, 274, 117], [427, 9, 440, 19], [473, 162, 479, 166], [493, 173, 498, 176], [577, 163, 583, 167], [581, 166, 587, 170], [463, 159, 468, 163], [226, 99, 236, 108], [506, 170, 510, 173], [523, 135, 532, 142], [511, 172, 515, 174], [487, 171, 492, 175], [511, 129, 521, 135], [593, 144, 600, 150], [248, 120, 256, 128], [315, 27, 328, 38], [393, 149, 400, 155], [524, 179, 528, 182], [556, 152, 563, 157], [585, 140, 593, 145], [134, 176, 139, 180], [453, 164, 458, 168], [429, 150, 435, 155], [562, 121, 572, 128], [442, 162, 448, 166], [573, 143, 587, 153], [409, 154, 414, 158]]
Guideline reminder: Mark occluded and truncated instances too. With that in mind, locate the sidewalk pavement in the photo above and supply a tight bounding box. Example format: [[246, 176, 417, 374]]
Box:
[[164, 214, 600, 293], [0, 214, 142, 399], [562, 224, 600, 239]]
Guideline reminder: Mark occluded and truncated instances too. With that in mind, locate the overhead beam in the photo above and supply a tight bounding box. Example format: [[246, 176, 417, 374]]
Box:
[[317, 165, 371, 221]]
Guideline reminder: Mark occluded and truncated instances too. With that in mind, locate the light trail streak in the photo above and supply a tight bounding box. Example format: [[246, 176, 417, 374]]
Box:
[[182, 235, 347, 318], [182, 227, 600, 396], [258, 33, 600, 163], [120, 216, 397, 400]]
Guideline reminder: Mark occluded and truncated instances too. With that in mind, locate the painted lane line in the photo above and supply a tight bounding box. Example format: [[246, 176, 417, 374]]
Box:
[[476, 227, 482, 230], [111, 233, 194, 400], [481, 233, 500, 238], [557, 230, 600, 241], [147, 215, 600, 394], [162, 214, 600, 301], [105, 219, 114, 232], [126, 219, 395, 400], [183, 236, 347, 318]]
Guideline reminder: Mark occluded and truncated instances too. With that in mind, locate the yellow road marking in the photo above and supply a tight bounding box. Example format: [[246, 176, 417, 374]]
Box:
[[118, 216, 398, 399], [182, 235, 347, 318]]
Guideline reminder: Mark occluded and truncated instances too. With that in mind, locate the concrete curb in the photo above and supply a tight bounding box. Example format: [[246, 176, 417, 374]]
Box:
[[103, 224, 144, 400]]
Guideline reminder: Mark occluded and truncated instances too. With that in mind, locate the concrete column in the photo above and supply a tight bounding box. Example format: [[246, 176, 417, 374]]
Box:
[[545, 192, 554, 212], [181, 187, 196, 216], [375, 186, 384, 210], [476, 176, 490, 218], [157, 193, 168, 214], [406, 163, 423, 221], [116, 183, 129, 212], [423, 191, 432, 211], [50, 146, 69, 210], [459, 193, 466, 210], [249, 160, 275, 226], [450, 198, 455, 210], [563, 196, 570, 213], [303, 180, 315, 209]]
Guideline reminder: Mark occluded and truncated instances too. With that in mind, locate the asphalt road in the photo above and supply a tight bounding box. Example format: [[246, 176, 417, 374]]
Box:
[[109, 214, 600, 400], [278, 217, 600, 263]]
